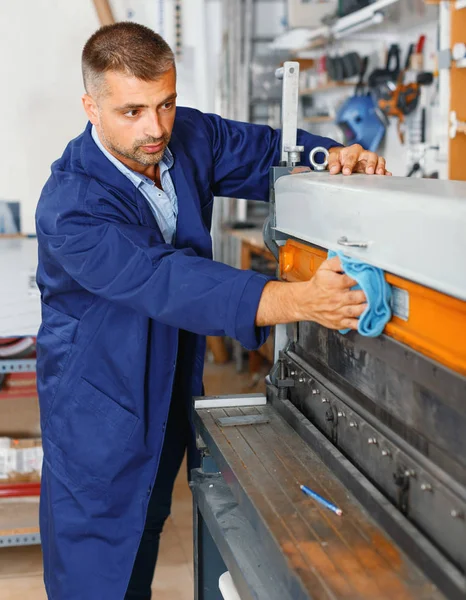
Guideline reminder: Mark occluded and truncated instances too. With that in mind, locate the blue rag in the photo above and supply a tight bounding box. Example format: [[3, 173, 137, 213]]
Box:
[[328, 250, 392, 337]]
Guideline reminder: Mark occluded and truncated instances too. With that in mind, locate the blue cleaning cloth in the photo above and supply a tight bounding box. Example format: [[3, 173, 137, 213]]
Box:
[[328, 250, 392, 337]]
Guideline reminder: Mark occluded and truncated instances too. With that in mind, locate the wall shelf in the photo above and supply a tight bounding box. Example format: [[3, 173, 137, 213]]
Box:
[[273, 0, 400, 52], [300, 82, 353, 96], [303, 116, 334, 123]]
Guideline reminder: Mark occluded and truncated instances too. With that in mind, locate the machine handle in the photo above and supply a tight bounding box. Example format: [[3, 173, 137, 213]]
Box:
[[309, 146, 329, 171], [337, 236, 369, 248]]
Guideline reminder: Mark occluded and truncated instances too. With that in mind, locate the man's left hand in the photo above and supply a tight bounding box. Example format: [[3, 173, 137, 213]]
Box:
[[328, 144, 392, 176]]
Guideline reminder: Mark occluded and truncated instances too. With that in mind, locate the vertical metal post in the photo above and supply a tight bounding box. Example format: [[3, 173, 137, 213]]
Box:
[[276, 62, 303, 166]]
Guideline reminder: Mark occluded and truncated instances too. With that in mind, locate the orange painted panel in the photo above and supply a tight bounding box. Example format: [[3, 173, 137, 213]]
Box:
[[450, 5, 466, 181], [279, 240, 466, 376]]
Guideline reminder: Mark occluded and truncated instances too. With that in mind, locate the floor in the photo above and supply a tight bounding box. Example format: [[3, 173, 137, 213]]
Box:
[[0, 359, 268, 600]]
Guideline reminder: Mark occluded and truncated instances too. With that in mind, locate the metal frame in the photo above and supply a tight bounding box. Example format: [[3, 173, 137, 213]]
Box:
[[0, 359, 36, 373], [0, 531, 41, 547], [192, 464, 299, 600]]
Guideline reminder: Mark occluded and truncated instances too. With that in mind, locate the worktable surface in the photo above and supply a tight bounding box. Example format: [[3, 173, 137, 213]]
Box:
[[196, 403, 444, 600]]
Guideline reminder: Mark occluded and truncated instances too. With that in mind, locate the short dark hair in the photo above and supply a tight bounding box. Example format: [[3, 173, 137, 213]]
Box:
[[82, 22, 175, 96]]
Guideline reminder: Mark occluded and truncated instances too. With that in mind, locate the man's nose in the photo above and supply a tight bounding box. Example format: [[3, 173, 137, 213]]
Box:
[[144, 111, 164, 140]]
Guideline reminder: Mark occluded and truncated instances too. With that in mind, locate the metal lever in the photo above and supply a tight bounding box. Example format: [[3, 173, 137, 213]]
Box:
[[337, 236, 369, 249]]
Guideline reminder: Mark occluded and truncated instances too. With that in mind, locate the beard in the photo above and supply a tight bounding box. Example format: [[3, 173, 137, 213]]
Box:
[[100, 129, 171, 166]]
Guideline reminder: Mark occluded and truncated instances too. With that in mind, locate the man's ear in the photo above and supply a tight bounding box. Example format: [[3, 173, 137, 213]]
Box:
[[82, 94, 99, 125]]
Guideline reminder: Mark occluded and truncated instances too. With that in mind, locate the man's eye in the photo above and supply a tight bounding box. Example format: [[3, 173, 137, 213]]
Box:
[[163, 102, 174, 110], [124, 109, 139, 118]]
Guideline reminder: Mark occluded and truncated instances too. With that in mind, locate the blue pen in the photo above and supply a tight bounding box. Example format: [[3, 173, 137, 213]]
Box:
[[300, 484, 343, 516]]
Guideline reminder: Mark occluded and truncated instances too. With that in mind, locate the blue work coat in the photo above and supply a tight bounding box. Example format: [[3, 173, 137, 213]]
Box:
[[35, 107, 338, 599]]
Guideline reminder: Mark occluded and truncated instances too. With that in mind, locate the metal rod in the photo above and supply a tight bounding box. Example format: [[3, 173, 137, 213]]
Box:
[[279, 62, 301, 165]]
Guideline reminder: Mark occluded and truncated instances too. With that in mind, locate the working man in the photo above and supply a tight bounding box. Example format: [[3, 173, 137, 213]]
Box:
[[35, 22, 390, 600]]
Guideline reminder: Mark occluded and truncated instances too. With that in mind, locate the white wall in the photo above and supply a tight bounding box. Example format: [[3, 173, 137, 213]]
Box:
[[1, 1, 99, 234], [0, 0, 221, 235]]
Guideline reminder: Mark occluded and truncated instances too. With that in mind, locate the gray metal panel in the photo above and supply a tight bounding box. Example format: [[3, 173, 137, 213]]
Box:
[[0, 531, 41, 547], [192, 470, 294, 600], [274, 173, 466, 300]]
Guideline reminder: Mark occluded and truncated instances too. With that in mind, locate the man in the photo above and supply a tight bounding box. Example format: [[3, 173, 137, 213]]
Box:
[[35, 22, 390, 600]]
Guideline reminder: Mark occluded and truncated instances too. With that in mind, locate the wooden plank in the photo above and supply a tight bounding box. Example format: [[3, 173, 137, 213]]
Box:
[[0, 497, 39, 536]]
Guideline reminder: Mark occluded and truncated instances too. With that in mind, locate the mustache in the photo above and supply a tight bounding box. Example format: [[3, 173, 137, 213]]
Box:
[[135, 134, 170, 147]]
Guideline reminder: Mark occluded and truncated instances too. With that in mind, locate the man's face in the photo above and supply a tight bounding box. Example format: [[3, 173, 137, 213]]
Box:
[[83, 67, 177, 170]]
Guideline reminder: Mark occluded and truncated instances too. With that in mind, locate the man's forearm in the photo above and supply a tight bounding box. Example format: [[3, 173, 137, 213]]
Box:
[[255, 280, 301, 326], [254, 259, 367, 331]]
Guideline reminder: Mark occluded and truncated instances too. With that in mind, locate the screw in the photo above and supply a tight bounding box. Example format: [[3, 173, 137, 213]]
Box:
[[451, 510, 464, 519], [420, 483, 432, 492], [298, 377, 305, 383], [321, 398, 329, 404], [349, 421, 358, 429], [290, 371, 297, 376], [381, 449, 391, 457], [404, 469, 416, 479], [368, 438, 378, 445], [312, 389, 320, 395], [337, 411, 346, 418]]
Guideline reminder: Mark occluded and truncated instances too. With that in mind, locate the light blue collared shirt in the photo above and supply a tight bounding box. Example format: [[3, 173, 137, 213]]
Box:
[[91, 126, 178, 244]]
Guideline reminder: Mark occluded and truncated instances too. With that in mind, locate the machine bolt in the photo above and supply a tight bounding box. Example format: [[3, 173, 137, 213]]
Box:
[[404, 469, 416, 479], [381, 449, 391, 457], [337, 411, 346, 418], [368, 438, 378, 445], [298, 377, 305, 383], [290, 371, 297, 376], [451, 510, 464, 519], [420, 483, 433, 492], [349, 421, 358, 429], [321, 398, 329, 404], [312, 389, 320, 395]]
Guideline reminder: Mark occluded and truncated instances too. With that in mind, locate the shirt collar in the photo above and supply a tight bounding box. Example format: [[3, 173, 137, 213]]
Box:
[[91, 125, 174, 189]]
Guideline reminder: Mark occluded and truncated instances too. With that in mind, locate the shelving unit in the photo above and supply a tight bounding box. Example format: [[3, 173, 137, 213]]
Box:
[[303, 115, 334, 124], [273, 0, 401, 53], [300, 82, 353, 96], [0, 498, 40, 547], [0, 236, 41, 548]]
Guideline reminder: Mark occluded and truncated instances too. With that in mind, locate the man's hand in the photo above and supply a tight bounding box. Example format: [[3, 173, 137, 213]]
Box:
[[255, 256, 367, 331], [328, 144, 392, 176], [296, 256, 367, 330]]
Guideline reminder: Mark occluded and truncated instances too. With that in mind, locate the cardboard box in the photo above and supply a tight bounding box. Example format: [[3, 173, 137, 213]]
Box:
[[0, 437, 43, 482]]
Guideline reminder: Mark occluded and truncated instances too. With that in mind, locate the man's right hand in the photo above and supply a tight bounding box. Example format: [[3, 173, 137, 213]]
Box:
[[295, 256, 367, 330], [255, 256, 367, 330]]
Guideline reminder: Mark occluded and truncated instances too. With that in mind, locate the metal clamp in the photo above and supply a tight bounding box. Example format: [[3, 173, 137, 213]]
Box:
[[309, 146, 329, 172], [337, 236, 369, 249]]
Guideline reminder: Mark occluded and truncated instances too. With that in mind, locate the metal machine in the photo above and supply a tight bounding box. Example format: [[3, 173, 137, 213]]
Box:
[[192, 63, 466, 600]]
